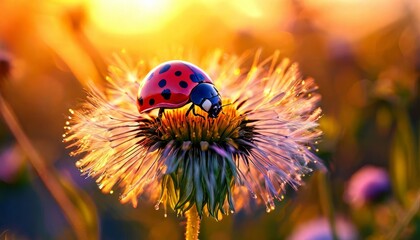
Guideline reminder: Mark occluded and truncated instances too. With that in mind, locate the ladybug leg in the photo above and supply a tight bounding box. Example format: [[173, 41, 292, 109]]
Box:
[[186, 104, 205, 119], [185, 104, 194, 117], [192, 106, 205, 119], [157, 108, 165, 122]]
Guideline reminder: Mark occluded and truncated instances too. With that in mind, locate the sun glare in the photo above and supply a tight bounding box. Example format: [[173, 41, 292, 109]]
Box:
[[88, 0, 178, 35]]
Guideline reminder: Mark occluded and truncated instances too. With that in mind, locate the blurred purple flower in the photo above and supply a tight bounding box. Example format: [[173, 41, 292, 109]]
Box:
[[0, 144, 25, 183], [287, 217, 358, 240], [345, 165, 391, 208]]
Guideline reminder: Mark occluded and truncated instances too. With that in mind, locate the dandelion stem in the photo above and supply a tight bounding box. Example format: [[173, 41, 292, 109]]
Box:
[[0, 94, 89, 240], [185, 207, 201, 240]]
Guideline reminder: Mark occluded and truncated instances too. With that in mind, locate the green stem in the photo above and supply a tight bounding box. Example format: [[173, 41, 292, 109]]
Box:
[[185, 207, 201, 240], [318, 172, 339, 240]]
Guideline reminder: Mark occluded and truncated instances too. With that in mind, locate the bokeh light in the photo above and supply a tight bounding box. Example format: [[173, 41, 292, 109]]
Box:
[[88, 0, 183, 35]]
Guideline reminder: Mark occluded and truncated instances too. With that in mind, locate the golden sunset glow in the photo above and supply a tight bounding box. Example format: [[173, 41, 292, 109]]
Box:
[[88, 0, 181, 34]]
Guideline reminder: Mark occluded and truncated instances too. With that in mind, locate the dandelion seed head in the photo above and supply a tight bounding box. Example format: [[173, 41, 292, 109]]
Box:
[[64, 50, 324, 219]]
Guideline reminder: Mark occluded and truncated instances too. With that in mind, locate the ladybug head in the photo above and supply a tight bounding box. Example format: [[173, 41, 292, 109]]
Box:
[[190, 83, 223, 118], [202, 96, 222, 118]]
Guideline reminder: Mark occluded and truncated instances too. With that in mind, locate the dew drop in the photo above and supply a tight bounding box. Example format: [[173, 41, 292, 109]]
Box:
[[110, 190, 114, 195], [119, 194, 127, 200], [266, 207, 271, 213], [164, 213, 168, 218], [154, 204, 160, 210], [230, 210, 235, 214]]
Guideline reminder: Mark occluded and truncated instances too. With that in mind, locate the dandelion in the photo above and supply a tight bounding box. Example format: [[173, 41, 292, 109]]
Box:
[[64, 50, 323, 238]]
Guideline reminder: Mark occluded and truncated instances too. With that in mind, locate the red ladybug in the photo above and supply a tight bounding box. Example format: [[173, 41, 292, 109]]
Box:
[[137, 60, 222, 118]]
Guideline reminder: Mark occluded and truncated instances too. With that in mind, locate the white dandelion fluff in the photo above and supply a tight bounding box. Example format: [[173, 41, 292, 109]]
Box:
[[64, 50, 324, 219]]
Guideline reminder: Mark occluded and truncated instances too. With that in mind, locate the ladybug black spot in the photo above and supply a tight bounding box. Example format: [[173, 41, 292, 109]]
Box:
[[190, 70, 206, 83], [196, 73, 205, 81], [138, 97, 144, 106], [190, 74, 199, 83], [175, 71, 182, 76], [159, 64, 171, 74], [161, 89, 171, 100], [190, 70, 206, 82], [179, 81, 188, 88], [158, 79, 167, 88], [149, 98, 155, 106]]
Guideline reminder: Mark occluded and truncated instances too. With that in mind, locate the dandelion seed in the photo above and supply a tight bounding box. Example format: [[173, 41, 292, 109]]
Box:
[[64, 50, 324, 219]]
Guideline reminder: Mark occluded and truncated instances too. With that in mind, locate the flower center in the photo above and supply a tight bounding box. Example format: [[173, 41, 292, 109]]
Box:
[[157, 104, 244, 144]]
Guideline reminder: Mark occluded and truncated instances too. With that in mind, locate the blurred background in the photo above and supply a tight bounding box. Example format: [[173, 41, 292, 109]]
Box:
[[0, 0, 420, 239]]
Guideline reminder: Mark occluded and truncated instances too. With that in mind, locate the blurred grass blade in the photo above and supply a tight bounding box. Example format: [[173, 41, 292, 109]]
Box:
[[390, 109, 416, 204], [317, 172, 339, 240], [387, 192, 420, 240], [0, 94, 97, 240]]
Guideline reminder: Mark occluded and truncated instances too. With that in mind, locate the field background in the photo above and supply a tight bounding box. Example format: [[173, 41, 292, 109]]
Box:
[[0, 0, 419, 239]]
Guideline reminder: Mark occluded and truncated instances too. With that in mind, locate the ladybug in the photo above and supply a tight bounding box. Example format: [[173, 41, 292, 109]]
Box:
[[137, 60, 222, 119]]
